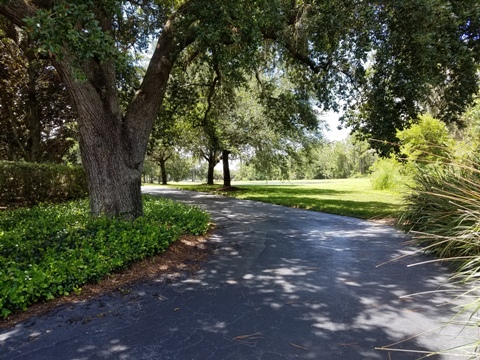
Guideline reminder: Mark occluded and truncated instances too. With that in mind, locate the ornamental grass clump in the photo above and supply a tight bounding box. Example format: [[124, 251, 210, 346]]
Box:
[[399, 158, 480, 355], [399, 161, 480, 260]]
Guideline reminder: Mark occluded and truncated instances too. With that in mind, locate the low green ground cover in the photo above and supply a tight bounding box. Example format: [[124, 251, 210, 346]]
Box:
[[0, 195, 210, 318], [168, 178, 403, 219]]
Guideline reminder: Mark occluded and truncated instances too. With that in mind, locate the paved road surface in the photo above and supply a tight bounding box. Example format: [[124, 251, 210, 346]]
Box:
[[1, 187, 477, 359]]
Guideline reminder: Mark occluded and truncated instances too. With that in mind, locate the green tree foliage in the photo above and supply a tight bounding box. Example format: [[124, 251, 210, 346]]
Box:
[[0, 17, 77, 162], [230, 73, 323, 181], [309, 136, 377, 179], [369, 156, 407, 190], [148, 115, 181, 185], [142, 152, 194, 183], [343, 0, 480, 155], [155, 55, 323, 185], [149, 58, 225, 185], [165, 152, 194, 182], [238, 134, 377, 181], [369, 114, 453, 190], [458, 96, 480, 153]]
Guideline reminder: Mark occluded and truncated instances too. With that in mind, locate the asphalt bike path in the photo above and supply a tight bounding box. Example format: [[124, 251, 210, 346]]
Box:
[[0, 187, 477, 359]]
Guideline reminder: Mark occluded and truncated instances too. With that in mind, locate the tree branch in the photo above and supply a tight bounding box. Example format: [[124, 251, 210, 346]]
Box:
[[202, 67, 221, 127], [264, 30, 331, 74], [123, 1, 198, 162], [261, 3, 331, 75], [0, 0, 36, 27]]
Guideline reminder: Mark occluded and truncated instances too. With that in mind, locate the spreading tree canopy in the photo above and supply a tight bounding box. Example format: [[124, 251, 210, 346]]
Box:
[[0, 0, 478, 218], [343, 0, 480, 155]]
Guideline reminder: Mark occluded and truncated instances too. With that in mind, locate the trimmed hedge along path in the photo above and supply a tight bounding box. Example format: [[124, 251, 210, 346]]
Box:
[[0, 161, 88, 208]]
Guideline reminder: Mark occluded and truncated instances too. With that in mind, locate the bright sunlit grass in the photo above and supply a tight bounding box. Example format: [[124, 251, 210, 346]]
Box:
[[166, 178, 403, 220]]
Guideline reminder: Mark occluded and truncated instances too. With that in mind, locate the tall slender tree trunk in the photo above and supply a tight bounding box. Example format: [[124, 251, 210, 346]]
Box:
[[159, 159, 168, 185], [25, 52, 41, 162], [205, 149, 221, 185], [222, 149, 231, 188], [207, 158, 216, 185]]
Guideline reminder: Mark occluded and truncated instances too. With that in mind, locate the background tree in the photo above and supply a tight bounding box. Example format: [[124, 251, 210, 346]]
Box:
[[457, 96, 480, 155], [165, 152, 194, 182], [0, 16, 76, 162], [240, 134, 377, 181], [148, 102, 185, 185]]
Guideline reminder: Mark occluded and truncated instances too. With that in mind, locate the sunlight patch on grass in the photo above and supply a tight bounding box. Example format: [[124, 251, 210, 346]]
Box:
[[167, 178, 403, 220]]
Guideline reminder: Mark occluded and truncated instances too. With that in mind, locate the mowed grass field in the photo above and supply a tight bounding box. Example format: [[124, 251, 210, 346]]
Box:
[[165, 178, 404, 220]]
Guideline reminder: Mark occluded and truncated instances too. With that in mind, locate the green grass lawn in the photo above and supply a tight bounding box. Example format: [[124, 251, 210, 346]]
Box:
[[166, 178, 404, 220]]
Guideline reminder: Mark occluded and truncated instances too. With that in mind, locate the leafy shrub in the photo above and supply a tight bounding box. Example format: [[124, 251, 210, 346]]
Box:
[[396, 115, 453, 165], [0, 195, 210, 317], [371, 114, 454, 192], [370, 156, 411, 190], [0, 161, 88, 207]]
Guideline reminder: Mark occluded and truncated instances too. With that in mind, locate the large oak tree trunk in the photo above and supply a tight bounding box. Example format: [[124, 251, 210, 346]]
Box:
[[51, 13, 185, 219], [84, 149, 144, 219], [69, 78, 144, 218], [53, 48, 176, 218], [0, 0, 194, 218], [80, 128, 144, 219]]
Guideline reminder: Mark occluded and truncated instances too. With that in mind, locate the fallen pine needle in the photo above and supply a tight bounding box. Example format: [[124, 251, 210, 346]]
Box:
[[233, 332, 262, 341], [290, 343, 309, 350]]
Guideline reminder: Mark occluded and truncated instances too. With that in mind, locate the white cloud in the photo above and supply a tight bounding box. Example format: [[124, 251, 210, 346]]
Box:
[[322, 110, 350, 141]]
